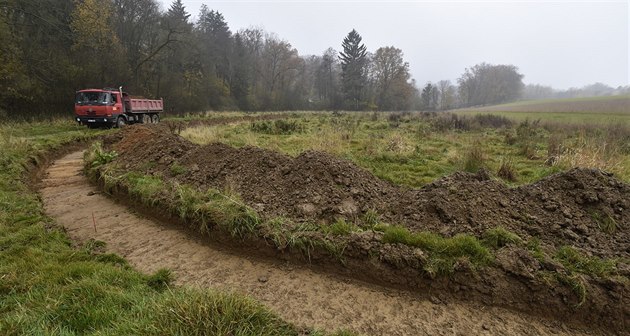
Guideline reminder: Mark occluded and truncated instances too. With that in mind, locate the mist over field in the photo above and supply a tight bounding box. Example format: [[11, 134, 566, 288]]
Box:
[[166, 0, 629, 90], [1, 0, 628, 117]]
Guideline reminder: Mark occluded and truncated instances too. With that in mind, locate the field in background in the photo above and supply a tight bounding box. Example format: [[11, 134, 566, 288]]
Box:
[[181, 112, 630, 187], [456, 95, 630, 123]]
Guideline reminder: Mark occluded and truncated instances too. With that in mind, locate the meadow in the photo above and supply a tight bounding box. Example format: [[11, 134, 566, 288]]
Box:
[[456, 95, 630, 123], [181, 111, 630, 187], [1, 102, 628, 334]]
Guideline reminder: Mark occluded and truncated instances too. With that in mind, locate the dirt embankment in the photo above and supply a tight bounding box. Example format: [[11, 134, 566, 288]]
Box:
[[40, 150, 606, 336], [110, 125, 628, 260], [99, 124, 629, 332]]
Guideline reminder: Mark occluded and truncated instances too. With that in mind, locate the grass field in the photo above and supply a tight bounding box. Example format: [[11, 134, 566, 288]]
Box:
[[2, 106, 628, 334], [0, 120, 317, 335], [181, 112, 630, 187], [456, 95, 630, 123]]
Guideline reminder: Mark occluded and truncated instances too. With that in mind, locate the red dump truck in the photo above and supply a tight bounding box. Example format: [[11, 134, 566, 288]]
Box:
[[74, 87, 163, 128]]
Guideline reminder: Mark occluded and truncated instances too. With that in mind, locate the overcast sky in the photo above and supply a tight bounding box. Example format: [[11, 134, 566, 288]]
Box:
[[159, 0, 629, 90]]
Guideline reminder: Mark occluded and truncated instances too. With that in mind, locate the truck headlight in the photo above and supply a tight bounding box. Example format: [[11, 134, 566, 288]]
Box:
[[76, 118, 80, 122], [104, 118, 107, 122]]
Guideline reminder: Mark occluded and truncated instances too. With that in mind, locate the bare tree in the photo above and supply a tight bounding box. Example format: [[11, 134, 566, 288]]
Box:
[[437, 80, 456, 110], [372, 46, 415, 110]]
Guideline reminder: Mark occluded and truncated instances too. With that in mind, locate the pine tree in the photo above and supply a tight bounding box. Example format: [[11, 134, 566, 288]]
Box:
[[339, 29, 368, 110]]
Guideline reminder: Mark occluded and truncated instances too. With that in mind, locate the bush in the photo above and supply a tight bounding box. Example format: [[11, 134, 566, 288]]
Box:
[[471, 114, 513, 129], [250, 119, 304, 135]]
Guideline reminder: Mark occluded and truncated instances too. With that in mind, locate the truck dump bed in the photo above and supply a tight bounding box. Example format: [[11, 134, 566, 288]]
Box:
[[129, 98, 163, 113]]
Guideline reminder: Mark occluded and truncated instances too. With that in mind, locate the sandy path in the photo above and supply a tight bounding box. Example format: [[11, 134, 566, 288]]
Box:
[[39, 151, 601, 336]]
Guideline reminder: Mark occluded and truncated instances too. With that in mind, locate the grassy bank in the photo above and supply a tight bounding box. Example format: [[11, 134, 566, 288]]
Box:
[[86, 142, 495, 277], [0, 120, 301, 335], [87, 140, 623, 287]]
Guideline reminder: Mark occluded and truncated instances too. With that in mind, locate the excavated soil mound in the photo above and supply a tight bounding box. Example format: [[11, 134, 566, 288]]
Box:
[[108, 125, 629, 263], [98, 124, 630, 331]]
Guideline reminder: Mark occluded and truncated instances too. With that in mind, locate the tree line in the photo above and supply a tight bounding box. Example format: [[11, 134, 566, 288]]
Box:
[[1, 0, 527, 118]]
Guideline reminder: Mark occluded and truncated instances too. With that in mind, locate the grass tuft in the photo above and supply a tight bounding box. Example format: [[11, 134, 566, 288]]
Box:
[[555, 246, 617, 278], [146, 268, 174, 291], [497, 157, 518, 182], [324, 218, 361, 236], [590, 210, 618, 234], [463, 139, 485, 173], [482, 227, 522, 249], [169, 162, 188, 176], [381, 225, 492, 275]]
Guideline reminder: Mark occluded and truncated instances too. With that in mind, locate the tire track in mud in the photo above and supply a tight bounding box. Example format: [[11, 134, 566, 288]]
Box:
[[39, 151, 602, 336]]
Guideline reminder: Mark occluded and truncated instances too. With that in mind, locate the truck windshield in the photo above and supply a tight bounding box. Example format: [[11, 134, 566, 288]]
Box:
[[75, 92, 110, 106]]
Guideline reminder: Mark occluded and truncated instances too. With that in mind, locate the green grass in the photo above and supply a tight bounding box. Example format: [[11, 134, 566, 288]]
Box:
[[482, 227, 523, 249], [180, 112, 630, 187], [457, 95, 630, 122], [0, 121, 302, 335], [323, 218, 361, 236], [379, 225, 493, 276], [169, 162, 188, 176], [555, 246, 618, 278]]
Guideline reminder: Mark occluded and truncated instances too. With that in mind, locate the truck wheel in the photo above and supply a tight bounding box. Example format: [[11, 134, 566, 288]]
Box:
[[142, 114, 151, 124], [116, 117, 126, 128], [151, 114, 160, 123]]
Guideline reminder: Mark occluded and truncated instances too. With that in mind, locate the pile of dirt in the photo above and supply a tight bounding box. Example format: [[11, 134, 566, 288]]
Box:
[[106, 125, 629, 262]]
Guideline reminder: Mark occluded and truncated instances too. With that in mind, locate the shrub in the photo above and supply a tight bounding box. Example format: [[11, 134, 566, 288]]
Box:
[[250, 119, 304, 135], [471, 114, 513, 129]]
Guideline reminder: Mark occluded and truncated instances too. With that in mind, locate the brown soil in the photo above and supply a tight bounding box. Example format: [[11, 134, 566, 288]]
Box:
[[111, 125, 629, 262], [40, 150, 607, 336], [89, 124, 629, 332]]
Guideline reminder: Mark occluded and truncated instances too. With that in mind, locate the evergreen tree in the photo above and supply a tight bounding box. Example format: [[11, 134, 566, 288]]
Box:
[[339, 29, 368, 110]]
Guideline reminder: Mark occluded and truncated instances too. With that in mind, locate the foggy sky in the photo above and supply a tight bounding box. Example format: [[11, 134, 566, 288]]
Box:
[[160, 0, 629, 90]]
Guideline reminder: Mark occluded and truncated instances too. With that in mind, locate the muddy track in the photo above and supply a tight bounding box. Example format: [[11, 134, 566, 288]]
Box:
[[38, 150, 604, 336]]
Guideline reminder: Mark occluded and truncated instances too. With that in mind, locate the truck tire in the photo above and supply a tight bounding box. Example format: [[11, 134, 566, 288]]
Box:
[[151, 114, 160, 124], [142, 114, 151, 124], [116, 117, 126, 128]]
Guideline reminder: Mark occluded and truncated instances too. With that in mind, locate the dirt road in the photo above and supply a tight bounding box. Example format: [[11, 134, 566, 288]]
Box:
[[39, 150, 602, 336]]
